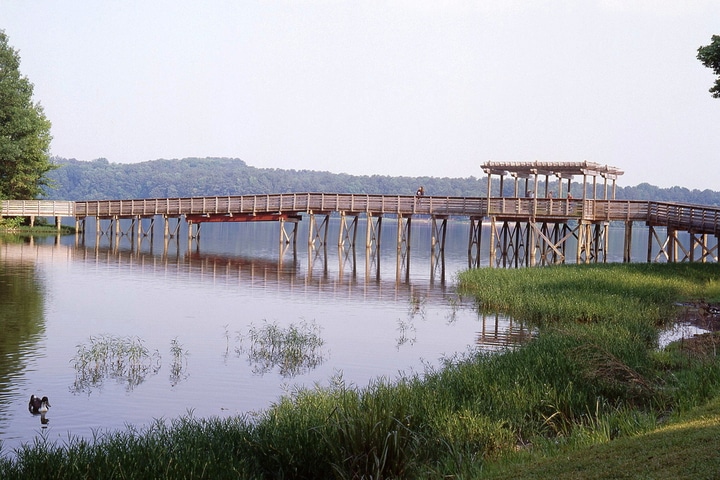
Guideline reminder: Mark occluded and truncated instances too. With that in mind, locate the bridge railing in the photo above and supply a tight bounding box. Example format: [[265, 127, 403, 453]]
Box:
[[648, 201, 720, 234], [1, 200, 74, 217], [10, 196, 720, 236], [487, 197, 580, 218], [579, 200, 651, 222], [73, 193, 491, 217], [485, 198, 652, 222]]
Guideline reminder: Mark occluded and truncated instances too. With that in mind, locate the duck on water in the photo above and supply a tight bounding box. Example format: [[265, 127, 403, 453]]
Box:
[[29, 395, 51, 425]]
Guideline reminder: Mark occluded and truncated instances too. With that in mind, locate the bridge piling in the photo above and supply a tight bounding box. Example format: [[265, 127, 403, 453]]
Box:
[[469, 217, 483, 268], [396, 215, 411, 281]]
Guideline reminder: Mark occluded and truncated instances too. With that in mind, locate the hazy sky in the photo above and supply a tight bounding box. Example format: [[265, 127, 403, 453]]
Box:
[[2, 1, 719, 190]]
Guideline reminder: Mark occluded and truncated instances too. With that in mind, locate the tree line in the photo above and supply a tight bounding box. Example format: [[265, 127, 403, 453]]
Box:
[[42, 156, 720, 206]]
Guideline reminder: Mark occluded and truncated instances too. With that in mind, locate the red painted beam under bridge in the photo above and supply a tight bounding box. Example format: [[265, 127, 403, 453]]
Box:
[[185, 213, 302, 223]]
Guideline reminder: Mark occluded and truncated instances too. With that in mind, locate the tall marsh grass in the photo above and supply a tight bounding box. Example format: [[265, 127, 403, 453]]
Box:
[[458, 262, 720, 326], [3, 263, 720, 479]]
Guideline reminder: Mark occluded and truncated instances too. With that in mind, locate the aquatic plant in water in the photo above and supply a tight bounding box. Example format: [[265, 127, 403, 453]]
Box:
[[70, 334, 161, 394], [235, 320, 326, 377], [408, 292, 426, 319], [396, 318, 417, 349], [169, 337, 189, 386]]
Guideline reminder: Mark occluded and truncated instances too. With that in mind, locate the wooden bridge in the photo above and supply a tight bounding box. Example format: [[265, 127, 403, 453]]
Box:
[[1, 162, 718, 266], [3, 194, 719, 266]]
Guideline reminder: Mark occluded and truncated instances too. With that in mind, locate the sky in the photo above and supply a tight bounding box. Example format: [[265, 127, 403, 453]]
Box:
[[2, 1, 719, 190]]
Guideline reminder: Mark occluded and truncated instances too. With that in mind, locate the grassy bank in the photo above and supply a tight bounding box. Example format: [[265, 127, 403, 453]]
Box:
[[1, 263, 719, 479], [0, 217, 74, 236], [482, 396, 720, 479]]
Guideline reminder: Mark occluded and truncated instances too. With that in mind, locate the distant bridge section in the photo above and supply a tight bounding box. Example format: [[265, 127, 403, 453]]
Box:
[[0, 200, 74, 228]]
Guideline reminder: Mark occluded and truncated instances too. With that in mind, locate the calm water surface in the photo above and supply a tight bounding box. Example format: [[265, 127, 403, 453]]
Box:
[[0, 218, 666, 454]]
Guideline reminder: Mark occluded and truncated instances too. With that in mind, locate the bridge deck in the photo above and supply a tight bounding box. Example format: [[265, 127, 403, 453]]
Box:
[[3, 194, 720, 235]]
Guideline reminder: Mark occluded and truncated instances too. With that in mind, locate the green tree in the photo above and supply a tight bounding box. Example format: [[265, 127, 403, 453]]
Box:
[[0, 29, 53, 199], [697, 34, 720, 99]]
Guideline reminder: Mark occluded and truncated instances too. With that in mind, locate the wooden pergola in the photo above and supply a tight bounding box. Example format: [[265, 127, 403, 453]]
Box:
[[480, 161, 624, 200]]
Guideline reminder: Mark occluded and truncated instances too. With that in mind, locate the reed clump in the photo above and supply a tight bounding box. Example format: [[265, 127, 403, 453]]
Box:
[[2, 263, 720, 479], [70, 334, 162, 393], [235, 320, 326, 377]]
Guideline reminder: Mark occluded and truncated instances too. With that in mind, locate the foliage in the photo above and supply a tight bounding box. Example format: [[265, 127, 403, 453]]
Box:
[[44, 156, 485, 200], [697, 34, 720, 99], [0, 30, 54, 199], [0, 216, 23, 230]]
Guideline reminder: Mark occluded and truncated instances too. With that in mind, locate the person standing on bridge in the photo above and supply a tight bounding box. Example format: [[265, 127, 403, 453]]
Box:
[[416, 186, 425, 196]]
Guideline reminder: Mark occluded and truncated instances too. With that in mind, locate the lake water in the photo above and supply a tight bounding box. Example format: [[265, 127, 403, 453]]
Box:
[[0, 218, 692, 454]]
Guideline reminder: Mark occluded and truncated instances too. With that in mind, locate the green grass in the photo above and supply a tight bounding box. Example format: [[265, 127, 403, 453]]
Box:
[[481, 396, 720, 480], [457, 262, 720, 326], [1, 263, 719, 479], [0, 224, 75, 237]]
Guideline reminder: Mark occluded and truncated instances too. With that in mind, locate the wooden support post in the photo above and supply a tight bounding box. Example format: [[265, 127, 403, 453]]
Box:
[[365, 213, 382, 280], [396, 214, 411, 281], [669, 227, 677, 262], [308, 213, 330, 249], [279, 217, 298, 246], [430, 216, 447, 282], [577, 223, 589, 264], [469, 216, 483, 268], [431, 216, 447, 253], [600, 223, 609, 263], [528, 221, 536, 267], [338, 211, 359, 248], [623, 221, 633, 263], [366, 213, 382, 251]]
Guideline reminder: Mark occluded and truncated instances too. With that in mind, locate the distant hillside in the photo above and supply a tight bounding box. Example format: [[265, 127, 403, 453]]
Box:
[[42, 157, 720, 206]]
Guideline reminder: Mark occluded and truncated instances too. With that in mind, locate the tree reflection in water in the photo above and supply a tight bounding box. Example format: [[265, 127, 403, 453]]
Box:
[[235, 320, 326, 378], [0, 258, 46, 409], [70, 334, 162, 394]]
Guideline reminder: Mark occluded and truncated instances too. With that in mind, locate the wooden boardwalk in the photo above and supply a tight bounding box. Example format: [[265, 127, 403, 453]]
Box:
[[3, 195, 720, 232], [2, 194, 720, 265]]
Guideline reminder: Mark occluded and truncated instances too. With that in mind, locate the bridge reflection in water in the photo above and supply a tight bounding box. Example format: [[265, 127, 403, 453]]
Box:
[[3, 233, 535, 352], [74, 214, 460, 286]]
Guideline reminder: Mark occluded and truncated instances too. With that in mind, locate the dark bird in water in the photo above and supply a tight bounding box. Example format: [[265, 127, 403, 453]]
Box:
[[29, 395, 51, 414]]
